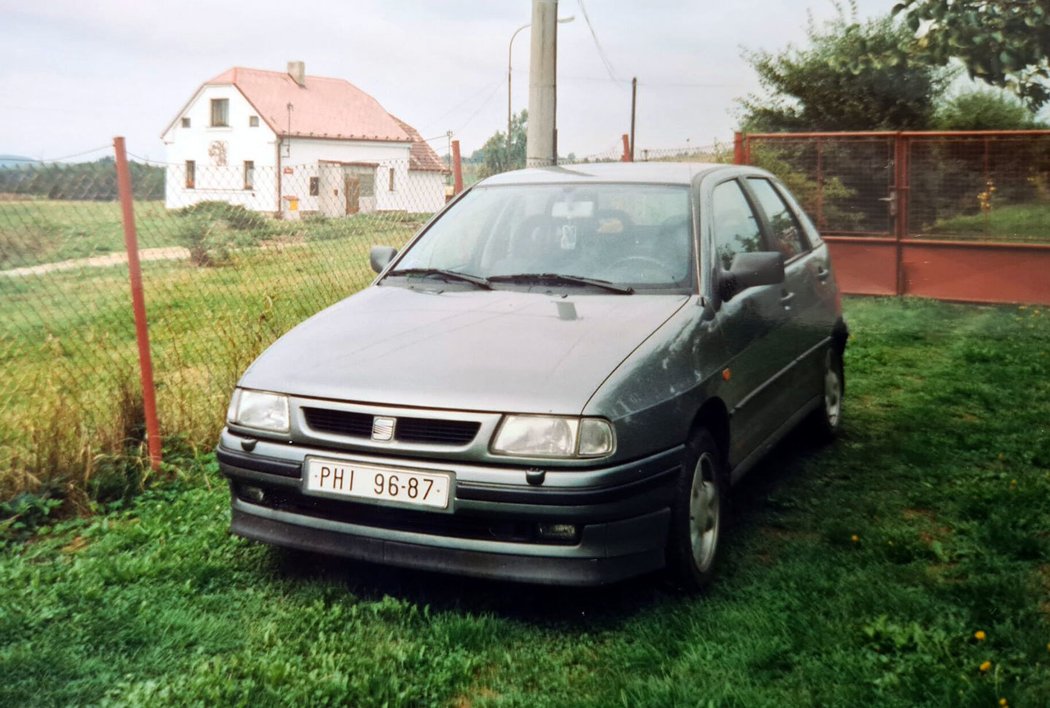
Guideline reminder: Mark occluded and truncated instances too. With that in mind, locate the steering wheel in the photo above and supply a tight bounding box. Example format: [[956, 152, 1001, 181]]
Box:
[[608, 255, 677, 280]]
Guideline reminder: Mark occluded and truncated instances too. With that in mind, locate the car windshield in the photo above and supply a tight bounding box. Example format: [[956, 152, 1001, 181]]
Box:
[[390, 183, 694, 292]]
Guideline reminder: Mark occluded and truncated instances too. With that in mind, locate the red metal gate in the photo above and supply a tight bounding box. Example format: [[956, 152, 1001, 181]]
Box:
[[737, 130, 1050, 305]]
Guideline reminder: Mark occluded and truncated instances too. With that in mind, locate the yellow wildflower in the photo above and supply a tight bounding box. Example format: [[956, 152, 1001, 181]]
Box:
[[974, 630, 986, 641], [999, 698, 1008, 707], [979, 660, 992, 673], [850, 534, 859, 543]]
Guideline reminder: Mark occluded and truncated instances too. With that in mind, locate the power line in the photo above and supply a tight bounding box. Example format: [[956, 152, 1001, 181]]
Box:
[[20, 145, 112, 164], [420, 77, 506, 135], [450, 79, 507, 136], [577, 0, 619, 82]]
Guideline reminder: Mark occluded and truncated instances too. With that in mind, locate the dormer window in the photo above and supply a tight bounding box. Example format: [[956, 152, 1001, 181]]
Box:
[[249, 115, 259, 127], [210, 98, 229, 127]]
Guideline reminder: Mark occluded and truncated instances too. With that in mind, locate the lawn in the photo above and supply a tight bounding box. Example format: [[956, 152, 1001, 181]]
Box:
[[924, 202, 1050, 243], [1, 297, 1048, 706]]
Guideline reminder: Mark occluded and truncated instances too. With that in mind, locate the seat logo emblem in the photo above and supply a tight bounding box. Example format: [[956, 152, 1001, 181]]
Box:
[[371, 416, 396, 441]]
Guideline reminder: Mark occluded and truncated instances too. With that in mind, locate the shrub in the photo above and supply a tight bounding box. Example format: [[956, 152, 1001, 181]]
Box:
[[173, 201, 271, 266]]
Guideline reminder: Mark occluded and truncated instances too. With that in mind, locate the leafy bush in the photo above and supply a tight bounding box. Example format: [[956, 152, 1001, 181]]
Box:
[[0, 492, 62, 544], [934, 90, 1046, 131], [173, 201, 269, 231], [174, 201, 271, 266]]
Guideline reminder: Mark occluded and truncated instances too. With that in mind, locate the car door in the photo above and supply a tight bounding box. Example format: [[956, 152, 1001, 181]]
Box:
[[742, 176, 828, 413], [703, 177, 795, 470]]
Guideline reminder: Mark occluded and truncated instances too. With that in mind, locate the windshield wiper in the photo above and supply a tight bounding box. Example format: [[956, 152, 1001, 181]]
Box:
[[488, 273, 634, 294], [386, 267, 492, 290]]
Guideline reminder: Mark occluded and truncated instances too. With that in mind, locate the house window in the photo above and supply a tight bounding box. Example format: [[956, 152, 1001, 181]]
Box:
[[243, 161, 255, 190], [357, 169, 375, 197], [210, 98, 229, 127], [249, 115, 259, 127], [185, 160, 196, 189], [309, 177, 319, 196], [388, 167, 395, 192], [181, 117, 191, 128]]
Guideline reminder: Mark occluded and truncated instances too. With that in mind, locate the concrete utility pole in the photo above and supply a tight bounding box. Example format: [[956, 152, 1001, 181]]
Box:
[[526, 0, 558, 167]]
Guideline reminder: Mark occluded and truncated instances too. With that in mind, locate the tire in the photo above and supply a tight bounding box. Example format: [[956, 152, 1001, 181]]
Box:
[[667, 428, 726, 591], [808, 347, 844, 441]]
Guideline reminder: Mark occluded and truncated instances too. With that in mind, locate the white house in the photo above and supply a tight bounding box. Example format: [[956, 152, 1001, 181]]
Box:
[[161, 62, 448, 217]]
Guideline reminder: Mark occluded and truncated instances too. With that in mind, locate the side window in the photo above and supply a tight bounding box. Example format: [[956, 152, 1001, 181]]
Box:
[[774, 181, 823, 247], [711, 180, 763, 270], [747, 178, 807, 260]]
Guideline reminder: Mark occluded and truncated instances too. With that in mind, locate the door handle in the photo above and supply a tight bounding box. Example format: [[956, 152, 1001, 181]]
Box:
[[779, 291, 796, 306], [816, 267, 830, 281]]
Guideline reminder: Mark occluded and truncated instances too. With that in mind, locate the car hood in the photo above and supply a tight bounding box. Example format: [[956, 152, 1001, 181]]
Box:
[[240, 285, 689, 414]]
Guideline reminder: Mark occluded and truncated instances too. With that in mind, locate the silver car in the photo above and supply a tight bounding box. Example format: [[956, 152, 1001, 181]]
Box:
[[218, 162, 847, 589]]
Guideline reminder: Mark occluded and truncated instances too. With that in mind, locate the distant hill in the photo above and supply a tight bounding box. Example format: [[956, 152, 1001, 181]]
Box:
[[0, 155, 38, 168]]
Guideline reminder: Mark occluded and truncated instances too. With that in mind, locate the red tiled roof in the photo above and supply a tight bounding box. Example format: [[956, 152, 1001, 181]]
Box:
[[389, 115, 449, 173], [208, 67, 411, 143]]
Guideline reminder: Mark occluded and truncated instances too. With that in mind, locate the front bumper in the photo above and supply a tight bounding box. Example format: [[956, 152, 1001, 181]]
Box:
[[217, 434, 683, 586]]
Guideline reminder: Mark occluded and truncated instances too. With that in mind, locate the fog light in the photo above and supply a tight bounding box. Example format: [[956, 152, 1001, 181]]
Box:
[[242, 485, 266, 504], [537, 523, 579, 542]]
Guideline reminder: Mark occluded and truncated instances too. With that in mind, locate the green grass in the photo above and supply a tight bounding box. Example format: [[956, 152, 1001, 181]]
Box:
[[1, 298, 1048, 706], [924, 202, 1050, 243], [0, 206, 424, 500]]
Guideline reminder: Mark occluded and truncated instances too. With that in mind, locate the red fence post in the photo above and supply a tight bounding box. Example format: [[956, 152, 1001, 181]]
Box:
[[815, 138, 825, 230], [451, 140, 463, 195], [733, 131, 745, 165], [621, 134, 632, 162], [113, 137, 162, 471], [893, 133, 910, 296]]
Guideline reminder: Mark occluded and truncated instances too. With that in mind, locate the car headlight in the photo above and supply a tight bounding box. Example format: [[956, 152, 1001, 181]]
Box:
[[491, 416, 615, 458], [227, 388, 290, 434]]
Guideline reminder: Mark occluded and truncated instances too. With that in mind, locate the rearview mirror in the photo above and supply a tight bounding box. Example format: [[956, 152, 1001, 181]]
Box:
[[719, 252, 784, 301], [370, 245, 398, 274]]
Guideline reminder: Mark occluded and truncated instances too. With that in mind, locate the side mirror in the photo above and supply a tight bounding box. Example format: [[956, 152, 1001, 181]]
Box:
[[369, 245, 398, 274], [719, 251, 784, 301]]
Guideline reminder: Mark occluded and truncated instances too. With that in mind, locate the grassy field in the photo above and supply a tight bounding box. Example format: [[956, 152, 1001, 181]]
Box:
[[1, 298, 1048, 706], [924, 202, 1050, 243], [0, 207, 423, 501]]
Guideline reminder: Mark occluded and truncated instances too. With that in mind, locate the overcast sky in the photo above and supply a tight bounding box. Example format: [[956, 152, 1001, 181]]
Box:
[[1, 0, 896, 163]]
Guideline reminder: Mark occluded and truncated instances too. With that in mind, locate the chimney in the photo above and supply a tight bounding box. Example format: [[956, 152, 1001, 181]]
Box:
[[288, 61, 306, 87]]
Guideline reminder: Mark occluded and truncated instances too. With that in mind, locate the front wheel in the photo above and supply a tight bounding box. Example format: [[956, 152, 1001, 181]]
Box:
[[808, 347, 844, 441], [667, 429, 726, 591]]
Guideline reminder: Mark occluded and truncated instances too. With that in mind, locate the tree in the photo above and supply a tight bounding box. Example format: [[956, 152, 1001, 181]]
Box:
[[892, 0, 1050, 108], [738, 2, 953, 132], [934, 89, 1046, 130], [477, 110, 527, 179]]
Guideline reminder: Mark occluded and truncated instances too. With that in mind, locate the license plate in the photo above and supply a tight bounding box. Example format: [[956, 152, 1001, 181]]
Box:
[[303, 458, 451, 510]]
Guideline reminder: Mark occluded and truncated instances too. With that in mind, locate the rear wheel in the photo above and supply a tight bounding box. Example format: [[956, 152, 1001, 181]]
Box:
[[808, 347, 844, 440], [667, 429, 726, 591]]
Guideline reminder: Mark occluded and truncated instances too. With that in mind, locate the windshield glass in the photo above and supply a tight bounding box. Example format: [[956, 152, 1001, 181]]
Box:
[[392, 183, 694, 291]]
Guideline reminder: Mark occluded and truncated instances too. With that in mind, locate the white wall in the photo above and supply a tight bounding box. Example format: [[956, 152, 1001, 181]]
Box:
[[163, 85, 279, 211], [402, 171, 448, 213]]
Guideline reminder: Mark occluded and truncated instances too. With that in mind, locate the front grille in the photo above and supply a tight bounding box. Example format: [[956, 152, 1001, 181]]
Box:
[[395, 417, 480, 445], [302, 407, 481, 447], [303, 408, 372, 437]]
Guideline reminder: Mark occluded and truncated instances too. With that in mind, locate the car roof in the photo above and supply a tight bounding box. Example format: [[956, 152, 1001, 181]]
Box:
[[477, 161, 753, 187]]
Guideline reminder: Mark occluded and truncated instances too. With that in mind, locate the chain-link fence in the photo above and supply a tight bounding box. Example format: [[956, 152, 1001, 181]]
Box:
[[1, 151, 445, 502], [741, 131, 1050, 243], [740, 131, 1050, 303]]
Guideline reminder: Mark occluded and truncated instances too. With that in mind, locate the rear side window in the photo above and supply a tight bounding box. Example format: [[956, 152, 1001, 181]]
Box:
[[747, 178, 807, 260], [711, 180, 763, 270]]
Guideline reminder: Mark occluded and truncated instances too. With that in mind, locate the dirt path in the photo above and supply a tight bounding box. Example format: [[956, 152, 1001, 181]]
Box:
[[0, 247, 190, 277]]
